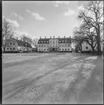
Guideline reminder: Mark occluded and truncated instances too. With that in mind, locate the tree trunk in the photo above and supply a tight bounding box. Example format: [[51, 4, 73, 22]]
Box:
[[91, 46, 95, 53], [96, 28, 101, 55]]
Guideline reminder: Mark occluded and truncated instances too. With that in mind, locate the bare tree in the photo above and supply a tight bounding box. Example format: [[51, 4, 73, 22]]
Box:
[[21, 34, 33, 45], [78, 1, 103, 54], [2, 17, 18, 51], [2, 17, 19, 40], [32, 38, 38, 48]]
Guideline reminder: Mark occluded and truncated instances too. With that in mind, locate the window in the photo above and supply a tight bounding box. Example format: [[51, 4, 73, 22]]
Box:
[[65, 49, 67, 51], [86, 46, 88, 49], [10, 43, 12, 45], [62, 49, 64, 51], [13, 48, 15, 50]]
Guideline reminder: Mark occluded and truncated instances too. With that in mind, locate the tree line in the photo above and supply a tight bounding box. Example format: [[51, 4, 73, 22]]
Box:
[[73, 1, 103, 55], [2, 17, 37, 48]]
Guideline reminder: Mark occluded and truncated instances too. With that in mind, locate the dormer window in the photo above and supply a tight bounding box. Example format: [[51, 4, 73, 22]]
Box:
[[62, 40, 64, 43]]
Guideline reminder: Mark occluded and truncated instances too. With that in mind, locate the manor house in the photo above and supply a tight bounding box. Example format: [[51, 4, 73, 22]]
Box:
[[37, 36, 72, 52]]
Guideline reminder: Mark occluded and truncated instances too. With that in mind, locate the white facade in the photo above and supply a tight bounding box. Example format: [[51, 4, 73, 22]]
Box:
[[5, 39, 18, 51], [59, 43, 71, 51], [37, 37, 72, 52], [49, 38, 59, 48], [38, 44, 49, 52], [4, 38, 32, 52], [81, 41, 92, 51]]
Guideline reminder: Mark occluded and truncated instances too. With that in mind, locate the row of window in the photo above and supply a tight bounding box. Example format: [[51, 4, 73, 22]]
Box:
[[38, 40, 70, 43], [59, 40, 70, 43], [39, 45, 49, 47], [59, 45, 70, 47], [6, 47, 15, 50], [38, 48, 71, 51], [50, 41, 58, 43], [38, 44, 70, 47], [9, 42, 15, 45], [38, 49, 48, 51], [38, 41, 49, 43], [59, 49, 71, 51]]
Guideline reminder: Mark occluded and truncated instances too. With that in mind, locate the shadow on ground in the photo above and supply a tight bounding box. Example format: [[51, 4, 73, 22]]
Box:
[[78, 56, 103, 104], [60, 56, 103, 104]]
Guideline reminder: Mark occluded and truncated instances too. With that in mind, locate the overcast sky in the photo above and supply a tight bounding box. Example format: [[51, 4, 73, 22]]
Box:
[[2, 1, 86, 39]]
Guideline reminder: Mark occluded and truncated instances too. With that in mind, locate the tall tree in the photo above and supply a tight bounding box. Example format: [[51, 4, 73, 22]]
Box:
[[78, 1, 103, 54]]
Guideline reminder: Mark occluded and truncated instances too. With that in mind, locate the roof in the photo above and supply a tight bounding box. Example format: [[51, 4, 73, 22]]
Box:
[[5, 38, 32, 48], [38, 37, 71, 44], [58, 38, 71, 43], [16, 40, 32, 48], [38, 38, 49, 44]]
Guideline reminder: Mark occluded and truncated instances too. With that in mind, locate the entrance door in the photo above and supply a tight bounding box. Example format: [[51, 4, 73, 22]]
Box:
[[53, 48, 55, 52], [52, 48, 57, 52]]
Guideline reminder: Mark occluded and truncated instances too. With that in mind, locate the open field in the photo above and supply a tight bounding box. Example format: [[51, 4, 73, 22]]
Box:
[[2, 53, 103, 104]]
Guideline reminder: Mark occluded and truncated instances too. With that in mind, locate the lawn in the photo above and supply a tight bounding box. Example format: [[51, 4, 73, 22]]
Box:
[[2, 53, 103, 104]]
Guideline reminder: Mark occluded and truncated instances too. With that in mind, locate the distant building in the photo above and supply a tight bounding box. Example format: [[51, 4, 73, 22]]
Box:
[[37, 36, 72, 52], [71, 38, 103, 52], [4, 38, 32, 52]]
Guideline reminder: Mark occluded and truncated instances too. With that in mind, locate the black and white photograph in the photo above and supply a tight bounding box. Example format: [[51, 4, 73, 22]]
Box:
[[2, 1, 103, 104]]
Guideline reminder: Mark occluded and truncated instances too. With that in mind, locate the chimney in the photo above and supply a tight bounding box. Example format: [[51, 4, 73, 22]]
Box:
[[50, 36, 51, 39], [45, 36, 46, 39], [64, 36, 65, 38], [40, 36, 41, 39], [58, 36, 60, 38], [53, 36, 55, 39]]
